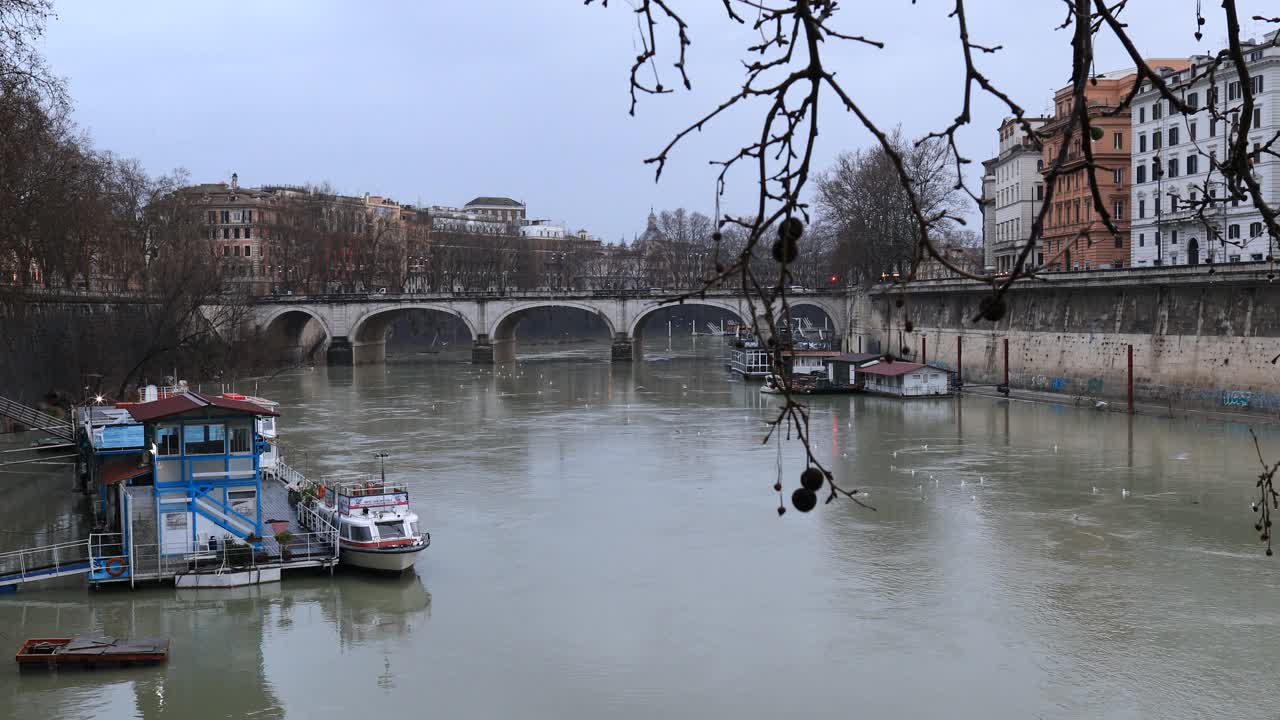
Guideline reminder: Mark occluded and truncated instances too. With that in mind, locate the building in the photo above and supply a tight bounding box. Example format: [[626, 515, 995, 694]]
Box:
[[463, 196, 527, 223], [1039, 60, 1188, 271], [1130, 33, 1279, 266], [185, 174, 272, 292], [980, 158, 997, 270], [986, 117, 1049, 273], [855, 361, 951, 397], [915, 242, 984, 280]]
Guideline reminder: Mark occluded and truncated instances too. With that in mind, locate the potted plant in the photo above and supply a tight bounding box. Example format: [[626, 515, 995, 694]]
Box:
[[275, 531, 295, 562]]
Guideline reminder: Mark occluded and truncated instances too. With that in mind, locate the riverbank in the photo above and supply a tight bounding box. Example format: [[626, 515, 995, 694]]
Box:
[[964, 384, 1280, 425]]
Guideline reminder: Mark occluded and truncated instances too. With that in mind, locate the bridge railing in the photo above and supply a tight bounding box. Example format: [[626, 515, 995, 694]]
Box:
[[254, 287, 844, 303]]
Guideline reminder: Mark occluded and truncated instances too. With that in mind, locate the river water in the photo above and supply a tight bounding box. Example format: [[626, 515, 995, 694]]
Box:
[[3, 339, 1280, 719]]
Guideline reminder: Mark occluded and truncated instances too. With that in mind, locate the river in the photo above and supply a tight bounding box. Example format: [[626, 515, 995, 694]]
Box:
[[2, 339, 1279, 719]]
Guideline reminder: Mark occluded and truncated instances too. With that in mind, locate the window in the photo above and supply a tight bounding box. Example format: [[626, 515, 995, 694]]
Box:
[[244, 246, 251, 257], [234, 246, 241, 257], [155, 425, 180, 455], [245, 227, 251, 239], [209, 228, 216, 240], [1187, 92, 1199, 110], [1138, 199, 1146, 219], [1168, 126, 1179, 146], [245, 210, 253, 223], [228, 489, 256, 516], [1035, 184, 1044, 201], [1139, 106, 1146, 123], [1138, 233, 1145, 247], [1229, 254, 1241, 263], [1189, 121, 1197, 141], [1171, 230, 1178, 244], [1171, 254, 1178, 265], [230, 426, 253, 454], [1154, 196, 1161, 215], [183, 423, 225, 455], [1155, 231, 1162, 246], [1113, 200, 1124, 218], [376, 521, 407, 540], [231, 210, 242, 223], [1254, 107, 1262, 129], [1168, 157, 1179, 178], [1139, 134, 1147, 152], [1114, 234, 1123, 249], [1153, 102, 1163, 119], [233, 228, 240, 240], [1229, 81, 1240, 101], [222, 246, 230, 256], [1189, 189, 1198, 204], [1210, 118, 1217, 137], [1137, 165, 1147, 184], [1186, 155, 1198, 174], [350, 525, 373, 542], [207, 211, 216, 224], [1253, 75, 1265, 94], [1251, 50, 1264, 62], [1251, 222, 1264, 238], [1113, 132, 1123, 150], [1228, 224, 1241, 239], [221, 210, 230, 223], [222, 228, 229, 239]]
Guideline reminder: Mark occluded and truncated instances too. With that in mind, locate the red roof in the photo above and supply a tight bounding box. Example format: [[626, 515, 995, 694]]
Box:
[[857, 361, 940, 378], [126, 392, 279, 422], [100, 458, 153, 486], [784, 350, 842, 357]]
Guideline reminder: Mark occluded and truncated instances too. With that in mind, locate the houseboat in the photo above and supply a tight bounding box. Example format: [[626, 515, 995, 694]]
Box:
[[854, 361, 952, 397], [304, 474, 430, 573], [761, 352, 882, 395]]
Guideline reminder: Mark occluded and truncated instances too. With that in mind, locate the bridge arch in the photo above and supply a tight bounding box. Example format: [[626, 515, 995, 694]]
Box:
[[627, 298, 749, 340], [488, 301, 618, 363], [783, 298, 842, 334], [348, 304, 479, 364], [258, 306, 333, 363]]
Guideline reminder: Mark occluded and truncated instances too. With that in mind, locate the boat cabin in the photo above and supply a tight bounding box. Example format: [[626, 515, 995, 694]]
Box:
[[313, 475, 421, 547]]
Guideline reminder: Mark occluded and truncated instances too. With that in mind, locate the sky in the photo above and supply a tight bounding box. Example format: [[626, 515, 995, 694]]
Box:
[[36, 1, 1276, 243]]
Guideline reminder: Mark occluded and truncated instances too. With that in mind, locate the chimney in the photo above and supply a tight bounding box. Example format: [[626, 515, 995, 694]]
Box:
[[231, 172, 239, 190]]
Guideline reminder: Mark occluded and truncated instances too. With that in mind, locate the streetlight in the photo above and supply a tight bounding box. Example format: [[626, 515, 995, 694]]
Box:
[[374, 451, 389, 483]]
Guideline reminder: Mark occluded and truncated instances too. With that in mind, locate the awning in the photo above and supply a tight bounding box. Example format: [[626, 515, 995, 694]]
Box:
[[100, 459, 152, 486]]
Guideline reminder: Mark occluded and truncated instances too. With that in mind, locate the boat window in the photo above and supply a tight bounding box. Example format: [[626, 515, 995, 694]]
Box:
[[229, 426, 253, 454], [410, 521, 420, 536], [340, 522, 353, 540], [183, 423, 226, 455], [155, 425, 180, 456], [351, 525, 373, 542], [376, 521, 407, 539]]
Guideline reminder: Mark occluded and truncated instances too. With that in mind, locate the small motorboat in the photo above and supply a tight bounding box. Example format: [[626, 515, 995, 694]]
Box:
[[16, 637, 169, 669], [305, 473, 430, 573], [760, 375, 785, 394]]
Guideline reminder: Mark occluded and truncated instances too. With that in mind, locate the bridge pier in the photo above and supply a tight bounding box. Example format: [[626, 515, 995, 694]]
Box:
[[352, 339, 387, 365], [471, 335, 494, 364], [326, 337, 353, 366], [612, 333, 634, 362]]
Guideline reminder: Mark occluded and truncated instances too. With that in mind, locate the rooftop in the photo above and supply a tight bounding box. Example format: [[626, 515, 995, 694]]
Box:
[[465, 196, 524, 208], [125, 392, 279, 423], [857, 361, 940, 377]]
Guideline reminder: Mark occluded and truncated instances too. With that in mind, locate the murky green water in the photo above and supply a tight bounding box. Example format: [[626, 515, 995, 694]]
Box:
[[2, 339, 1279, 719]]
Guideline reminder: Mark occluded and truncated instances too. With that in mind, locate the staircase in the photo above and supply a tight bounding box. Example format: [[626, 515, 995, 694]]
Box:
[[0, 396, 73, 442]]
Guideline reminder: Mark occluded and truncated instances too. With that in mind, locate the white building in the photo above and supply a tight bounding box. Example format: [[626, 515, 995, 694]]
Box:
[[519, 220, 566, 239], [984, 117, 1048, 274], [1130, 32, 1279, 266]]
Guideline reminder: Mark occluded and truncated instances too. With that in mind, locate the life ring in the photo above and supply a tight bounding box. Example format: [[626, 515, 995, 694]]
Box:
[[105, 557, 127, 577]]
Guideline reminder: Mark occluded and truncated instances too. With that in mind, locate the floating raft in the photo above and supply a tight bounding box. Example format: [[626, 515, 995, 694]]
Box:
[[15, 636, 169, 669]]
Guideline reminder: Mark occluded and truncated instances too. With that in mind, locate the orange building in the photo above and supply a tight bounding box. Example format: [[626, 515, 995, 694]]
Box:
[[1039, 61, 1188, 270]]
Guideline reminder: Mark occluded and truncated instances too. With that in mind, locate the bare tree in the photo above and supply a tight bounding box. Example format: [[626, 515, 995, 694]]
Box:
[[587, 0, 1280, 524]]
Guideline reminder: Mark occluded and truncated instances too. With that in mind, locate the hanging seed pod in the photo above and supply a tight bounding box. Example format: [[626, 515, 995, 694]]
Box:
[[904, 320, 914, 333], [894, 298, 905, 308], [1089, 126, 1104, 141], [978, 295, 1007, 322], [772, 237, 798, 264], [791, 487, 817, 513], [712, 230, 722, 242], [778, 217, 804, 243], [800, 467, 824, 492]]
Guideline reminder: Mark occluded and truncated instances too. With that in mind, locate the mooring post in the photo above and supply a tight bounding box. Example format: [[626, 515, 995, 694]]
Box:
[[956, 335, 963, 388], [1127, 343, 1134, 413], [922, 335, 927, 365], [1003, 337, 1009, 388]]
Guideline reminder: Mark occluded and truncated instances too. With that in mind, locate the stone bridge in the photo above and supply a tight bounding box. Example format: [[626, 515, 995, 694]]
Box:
[[249, 290, 847, 364]]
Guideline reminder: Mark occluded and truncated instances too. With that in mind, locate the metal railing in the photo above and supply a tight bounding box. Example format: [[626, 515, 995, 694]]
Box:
[[127, 527, 338, 580], [321, 474, 409, 498], [0, 538, 93, 586], [0, 396, 73, 441]]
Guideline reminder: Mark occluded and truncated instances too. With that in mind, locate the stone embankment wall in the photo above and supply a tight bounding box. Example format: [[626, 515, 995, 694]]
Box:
[[853, 264, 1280, 414]]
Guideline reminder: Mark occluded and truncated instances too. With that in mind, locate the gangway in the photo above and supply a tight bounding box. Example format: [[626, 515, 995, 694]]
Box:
[[0, 539, 95, 589], [0, 395, 73, 442]]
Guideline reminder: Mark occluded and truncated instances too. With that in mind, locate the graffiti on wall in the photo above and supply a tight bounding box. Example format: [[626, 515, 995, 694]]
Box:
[[1221, 390, 1253, 408]]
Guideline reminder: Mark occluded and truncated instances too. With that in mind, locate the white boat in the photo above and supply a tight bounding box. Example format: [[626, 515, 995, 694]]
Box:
[[760, 374, 785, 394], [310, 474, 429, 573]]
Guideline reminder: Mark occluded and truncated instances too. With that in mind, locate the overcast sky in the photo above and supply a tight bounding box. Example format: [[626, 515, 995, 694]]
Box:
[[38, 1, 1275, 243]]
